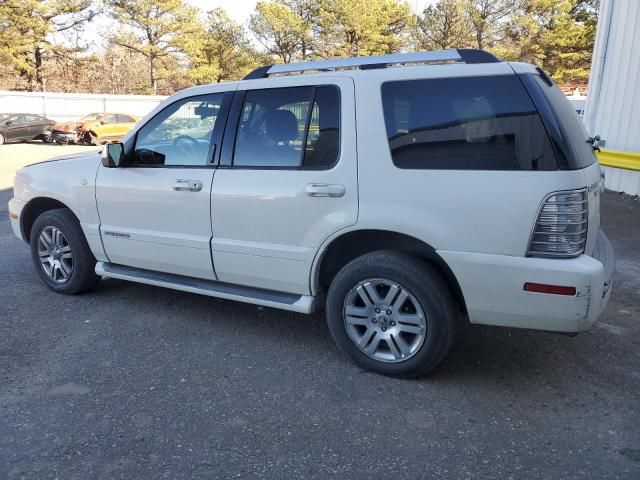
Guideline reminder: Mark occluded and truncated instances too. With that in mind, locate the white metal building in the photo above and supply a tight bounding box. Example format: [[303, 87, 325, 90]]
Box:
[[584, 0, 640, 195], [0, 90, 165, 122]]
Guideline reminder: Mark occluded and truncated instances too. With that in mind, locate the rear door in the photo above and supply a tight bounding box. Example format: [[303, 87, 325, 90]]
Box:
[[26, 115, 48, 138], [210, 76, 357, 295]]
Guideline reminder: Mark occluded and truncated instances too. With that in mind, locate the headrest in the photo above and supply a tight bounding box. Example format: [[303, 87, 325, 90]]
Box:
[[265, 109, 298, 143]]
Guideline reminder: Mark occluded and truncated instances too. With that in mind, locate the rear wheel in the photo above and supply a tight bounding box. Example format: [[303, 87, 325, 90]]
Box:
[[30, 209, 100, 294], [326, 251, 457, 377]]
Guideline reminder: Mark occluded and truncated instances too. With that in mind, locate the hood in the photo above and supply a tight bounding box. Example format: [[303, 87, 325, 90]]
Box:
[[53, 121, 78, 133], [81, 120, 101, 130], [24, 150, 100, 168]]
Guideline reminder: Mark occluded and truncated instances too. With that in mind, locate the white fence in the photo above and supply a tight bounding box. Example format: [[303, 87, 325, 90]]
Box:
[[0, 90, 167, 122]]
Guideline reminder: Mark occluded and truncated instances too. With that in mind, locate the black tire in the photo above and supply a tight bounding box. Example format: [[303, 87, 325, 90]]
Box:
[[0, 133, 5, 145], [326, 251, 457, 378], [29, 208, 100, 294]]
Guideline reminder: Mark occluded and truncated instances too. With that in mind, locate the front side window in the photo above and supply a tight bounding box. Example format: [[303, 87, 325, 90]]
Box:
[[134, 94, 224, 167], [381, 75, 558, 171], [117, 114, 135, 123], [233, 86, 340, 169]]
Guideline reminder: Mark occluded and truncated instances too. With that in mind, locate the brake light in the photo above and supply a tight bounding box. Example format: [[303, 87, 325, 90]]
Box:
[[527, 189, 588, 258]]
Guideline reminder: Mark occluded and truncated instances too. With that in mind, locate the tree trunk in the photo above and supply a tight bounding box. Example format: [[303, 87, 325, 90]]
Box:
[[35, 46, 44, 91], [150, 56, 157, 95]]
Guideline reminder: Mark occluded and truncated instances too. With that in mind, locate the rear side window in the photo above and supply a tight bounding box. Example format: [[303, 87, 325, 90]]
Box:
[[532, 74, 595, 168], [233, 86, 340, 169], [381, 75, 558, 171]]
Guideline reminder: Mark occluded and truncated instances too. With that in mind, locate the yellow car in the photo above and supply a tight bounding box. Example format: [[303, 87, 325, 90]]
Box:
[[84, 113, 139, 145], [53, 113, 139, 145]]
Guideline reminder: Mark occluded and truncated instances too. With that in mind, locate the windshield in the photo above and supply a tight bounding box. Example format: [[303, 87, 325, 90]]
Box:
[[80, 113, 102, 121], [0, 114, 10, 122]]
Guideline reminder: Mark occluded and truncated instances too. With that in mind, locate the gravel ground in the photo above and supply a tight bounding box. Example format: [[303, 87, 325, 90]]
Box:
[[1, 144, 639, 479]]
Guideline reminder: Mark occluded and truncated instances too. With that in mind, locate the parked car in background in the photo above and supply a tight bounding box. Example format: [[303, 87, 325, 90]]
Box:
[[52, 113, 139, 145], [0, 114, 55, 145], [86, 114, 139, 145]]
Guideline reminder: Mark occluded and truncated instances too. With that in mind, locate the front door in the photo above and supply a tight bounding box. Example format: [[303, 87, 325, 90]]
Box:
[[5, 115, 30, 141], [96, 91, 231, 280], [211, 76, 358, 295]]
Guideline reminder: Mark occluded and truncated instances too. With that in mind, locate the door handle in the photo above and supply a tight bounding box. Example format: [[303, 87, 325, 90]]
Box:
[[305, 183, 345, 198], [173, 179, 203, 192]]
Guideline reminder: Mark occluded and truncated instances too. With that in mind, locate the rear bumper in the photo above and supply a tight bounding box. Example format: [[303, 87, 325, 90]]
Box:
[[8, 197, 26, 242], [439, 229, 614, 333]]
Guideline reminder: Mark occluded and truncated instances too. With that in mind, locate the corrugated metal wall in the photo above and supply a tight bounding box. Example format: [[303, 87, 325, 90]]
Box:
[[584, 0, 640, 195]]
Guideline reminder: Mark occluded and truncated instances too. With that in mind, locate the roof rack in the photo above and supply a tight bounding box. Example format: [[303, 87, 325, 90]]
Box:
[[243, 49, 500, 80]]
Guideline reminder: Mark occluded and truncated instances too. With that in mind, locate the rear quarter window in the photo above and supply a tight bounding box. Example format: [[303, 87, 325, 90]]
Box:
[[532, 74, 596, 168], [381, 75, 558, 171]]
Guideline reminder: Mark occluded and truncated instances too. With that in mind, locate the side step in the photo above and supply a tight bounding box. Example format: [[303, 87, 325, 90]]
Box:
[[95, 262, 317, 314]]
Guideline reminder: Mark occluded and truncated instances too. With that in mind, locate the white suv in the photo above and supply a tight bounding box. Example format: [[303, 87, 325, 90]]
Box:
[[8, 49, 614, 377]]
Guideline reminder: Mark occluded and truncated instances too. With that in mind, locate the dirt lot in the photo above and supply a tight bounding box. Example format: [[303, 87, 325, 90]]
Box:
[[1, 144, 639, 479]]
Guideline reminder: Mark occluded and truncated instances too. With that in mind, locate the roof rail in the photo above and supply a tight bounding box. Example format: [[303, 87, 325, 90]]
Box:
[[243, 49, 500, 80]]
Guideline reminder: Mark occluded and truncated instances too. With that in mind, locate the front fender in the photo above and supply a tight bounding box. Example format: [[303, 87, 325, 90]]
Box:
[[16, 154, 106, 260]]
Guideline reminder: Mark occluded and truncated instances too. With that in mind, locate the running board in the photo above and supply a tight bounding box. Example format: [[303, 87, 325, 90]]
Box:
[[95, 262, 317, 314]]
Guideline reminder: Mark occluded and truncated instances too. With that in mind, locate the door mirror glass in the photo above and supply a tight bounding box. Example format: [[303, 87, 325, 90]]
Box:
[[102, 142, 124, 168], [5, 121, 12, 126]]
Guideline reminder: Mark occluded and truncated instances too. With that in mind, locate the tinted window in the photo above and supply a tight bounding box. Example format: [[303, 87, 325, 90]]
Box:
[[234, 87, 312, 168], [304, 86, 340, 169], [117, 114, 135, 123], [533, 74, 595, 168], [233, 86, 340, 169], [134, 94, 224, 166], [102, 115, 118, 124], [381, 75, 558, 171]]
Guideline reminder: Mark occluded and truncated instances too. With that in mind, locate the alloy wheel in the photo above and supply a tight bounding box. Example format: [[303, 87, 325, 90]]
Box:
[[343, 278, 427, 363], [37, 226, 73, 283]]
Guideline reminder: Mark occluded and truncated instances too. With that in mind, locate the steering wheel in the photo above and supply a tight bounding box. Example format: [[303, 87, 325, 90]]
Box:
[[172, 135, 201, 163]]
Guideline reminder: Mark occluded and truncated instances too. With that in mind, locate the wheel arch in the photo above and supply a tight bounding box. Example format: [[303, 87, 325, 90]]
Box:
[[20, 197, 78, 243], [312, 229, 467, 313]]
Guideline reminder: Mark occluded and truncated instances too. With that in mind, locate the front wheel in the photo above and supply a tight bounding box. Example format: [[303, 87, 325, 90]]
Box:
[[30, 209, 100, 294], [0, 133, 5, 145], [326, 251, 457, 378]]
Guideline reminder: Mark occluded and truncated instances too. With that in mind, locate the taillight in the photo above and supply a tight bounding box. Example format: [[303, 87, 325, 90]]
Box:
[[527, 189, 588, 258]]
